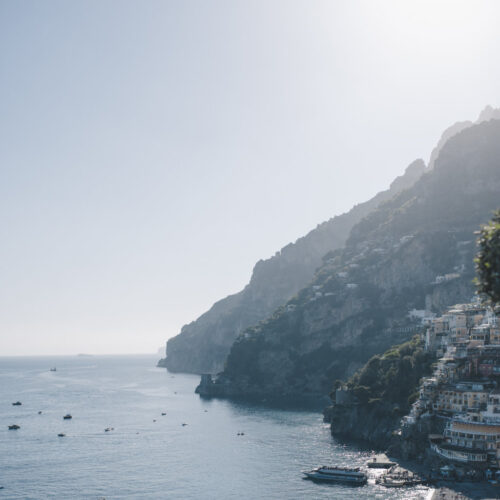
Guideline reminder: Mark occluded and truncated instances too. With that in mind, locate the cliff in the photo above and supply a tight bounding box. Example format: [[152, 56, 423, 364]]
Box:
[[161, 159, 425, 373], [323, 336, 434, 449], [197, 119, 500, 398], [427, 105, 500, 171]]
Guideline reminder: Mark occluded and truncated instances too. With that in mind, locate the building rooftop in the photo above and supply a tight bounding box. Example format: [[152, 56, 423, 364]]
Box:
[[451, 419, 500, 432]]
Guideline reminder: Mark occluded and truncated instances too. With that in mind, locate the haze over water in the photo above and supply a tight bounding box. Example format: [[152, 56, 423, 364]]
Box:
[[0, 355, 431, 499]]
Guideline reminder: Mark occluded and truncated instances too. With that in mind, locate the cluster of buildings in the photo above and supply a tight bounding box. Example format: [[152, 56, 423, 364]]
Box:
[[403, 300, 500, 470]]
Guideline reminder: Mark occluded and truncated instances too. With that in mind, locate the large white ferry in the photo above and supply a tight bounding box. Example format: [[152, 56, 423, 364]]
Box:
[[302, 466, 367, 484]]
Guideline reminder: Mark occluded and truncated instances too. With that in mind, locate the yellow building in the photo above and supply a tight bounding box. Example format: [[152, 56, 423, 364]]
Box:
[[433, 383, 489, 413], [443, 419, 500, 466]]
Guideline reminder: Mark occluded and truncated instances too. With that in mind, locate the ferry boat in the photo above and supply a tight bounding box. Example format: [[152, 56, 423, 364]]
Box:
[[302, 466, 367, 484]]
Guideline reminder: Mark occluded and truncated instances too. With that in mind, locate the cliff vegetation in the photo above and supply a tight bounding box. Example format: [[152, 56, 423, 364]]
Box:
[[342, 336, 434, 408], [325, 336, 435, 448]]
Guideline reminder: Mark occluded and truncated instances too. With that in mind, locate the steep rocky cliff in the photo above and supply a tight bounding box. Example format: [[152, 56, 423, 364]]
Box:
[[323, 336, 435, 450], [198, 119, 500, 398], [161, 159, 425, 373], [427, 105, 500, 171]]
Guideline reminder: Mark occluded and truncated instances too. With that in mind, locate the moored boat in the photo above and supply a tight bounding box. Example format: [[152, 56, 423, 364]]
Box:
[[375, 468, 425, 488], [302, 466, 367, 484], [376, 477, 407, 487]]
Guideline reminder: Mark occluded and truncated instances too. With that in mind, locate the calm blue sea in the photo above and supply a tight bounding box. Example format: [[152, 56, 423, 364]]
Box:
[[0, 355, 431, 499]]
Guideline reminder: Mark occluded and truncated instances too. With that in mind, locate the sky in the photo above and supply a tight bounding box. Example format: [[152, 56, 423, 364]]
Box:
[[1, 0, 500, 356]]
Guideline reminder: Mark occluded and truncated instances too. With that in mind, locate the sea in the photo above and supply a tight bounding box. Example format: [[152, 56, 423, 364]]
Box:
[[0, 355, 433, 499]]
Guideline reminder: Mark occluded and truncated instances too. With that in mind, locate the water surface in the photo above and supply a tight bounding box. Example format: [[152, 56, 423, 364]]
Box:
[[0, 355, 431, 499]]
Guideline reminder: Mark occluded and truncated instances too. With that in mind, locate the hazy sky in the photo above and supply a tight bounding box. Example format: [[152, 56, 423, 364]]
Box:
[[1, 0, 499, 355]]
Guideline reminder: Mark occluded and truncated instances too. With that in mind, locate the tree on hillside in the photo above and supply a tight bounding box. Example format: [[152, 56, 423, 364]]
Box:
[[476, 210, 500, 304]]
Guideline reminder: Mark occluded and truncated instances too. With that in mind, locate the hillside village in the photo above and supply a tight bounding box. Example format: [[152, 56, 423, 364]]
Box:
[[401, 300, 500, 476]]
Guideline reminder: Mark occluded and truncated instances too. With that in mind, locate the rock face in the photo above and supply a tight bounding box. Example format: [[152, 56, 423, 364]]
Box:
[[389, 417, 447, 461], [427, 121, 472, 171], [162, 160, 426, 373], [427, 105, 500, 171], [324, 402, 445, 458], [200, 119, 500, 398], [477, 105, 500, 122], [323, 336, 435, 452], [325, 401, 400, 448]]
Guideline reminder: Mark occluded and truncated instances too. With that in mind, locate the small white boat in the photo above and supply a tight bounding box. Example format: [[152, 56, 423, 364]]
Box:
[[302, 466, 367, 484], [377, 477, 407, 487]]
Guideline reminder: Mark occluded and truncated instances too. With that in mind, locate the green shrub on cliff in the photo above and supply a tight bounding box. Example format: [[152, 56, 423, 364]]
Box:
[[476, 209, 500, 304], [341, 336, 434, 410]]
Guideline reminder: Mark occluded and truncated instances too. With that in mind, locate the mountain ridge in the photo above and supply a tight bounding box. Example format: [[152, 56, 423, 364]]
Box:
[[197, 118, 500, 398], [161, 158, 425, 373], [161, 106, 499, 377]]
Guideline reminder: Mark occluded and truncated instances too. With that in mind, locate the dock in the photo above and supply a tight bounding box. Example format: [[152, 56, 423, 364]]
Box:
[[367, 453, 396, 469]]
